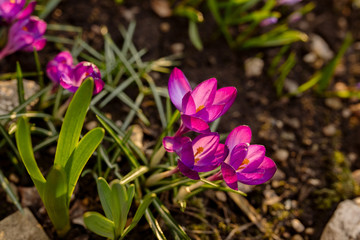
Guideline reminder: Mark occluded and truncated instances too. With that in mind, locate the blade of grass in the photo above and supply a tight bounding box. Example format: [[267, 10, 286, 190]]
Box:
[[0, 169, 23, 213], [145, 208, 167, 240]]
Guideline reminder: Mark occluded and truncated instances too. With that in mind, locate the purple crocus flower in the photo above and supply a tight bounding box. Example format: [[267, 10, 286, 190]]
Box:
[[260, 17, 278, 27], [0, 0, 36, 24], [60, 61, 104, 95], [168, 68, 237, 134], [175, 133, 228, 180], [46, 51, 74, 84], [0, 15, 46, 59], [221, 125, 277, 190]]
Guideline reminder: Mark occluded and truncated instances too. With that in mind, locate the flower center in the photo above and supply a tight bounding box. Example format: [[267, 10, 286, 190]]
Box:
[[22, 26, 28, 32], [194, 146, 204, 163], [237, 158, 249, 170], [196, 105, 205, 113]]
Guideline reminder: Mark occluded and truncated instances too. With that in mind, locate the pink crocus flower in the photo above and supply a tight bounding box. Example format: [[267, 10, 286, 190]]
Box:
[[60, 61, 104, 95], [168, 68, 237, 134], [46, 51, 74, 84], [221, 125, 277, 189], [0, 0, 35, 24], [175, 133, 228, 180], [0, 15, 46, 59]]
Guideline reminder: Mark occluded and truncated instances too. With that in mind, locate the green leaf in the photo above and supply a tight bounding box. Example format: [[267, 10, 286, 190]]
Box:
[[54, 78, 94, 168], [241, 30, 308, 48], [145, 208, 167, 240], [39, 0, 62, 19], [97, 177, 113, 220], [43, 165, 70, 237], [316, 32, 353, 93], [15, 117, 46, 197], [16, 62, 25, 106], [188, 20, 203, 51], [0, 169, 23, 213], [64, 127, 105, 203], [153, 198, 190, 240], [121, 193, 156, 239], [111, 180, 132, 237], [96, 115, 140, 168], [83, 212, 115, 239]]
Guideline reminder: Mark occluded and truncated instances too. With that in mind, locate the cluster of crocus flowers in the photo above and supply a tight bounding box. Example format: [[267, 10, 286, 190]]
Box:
[[0, 0, 46, 60], [46, 51, 104, 95], [163, 68, 276, 190]]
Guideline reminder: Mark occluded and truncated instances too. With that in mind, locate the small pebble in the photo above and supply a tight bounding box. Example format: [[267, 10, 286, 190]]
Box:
[[160, 22, 170, 32], [170, 43, 185, 55], [352, 169, 360, 185], [325, 98, 343, 110], [342, 108, 352, 118], [305, 227, 315, 235], [291, 234, 304, 240], [85, 121, 98, 130], [244, 57, 264, 77], [291, 219, 305, 233], [9, 174, 19, 184], [322, 124, 337, 136]]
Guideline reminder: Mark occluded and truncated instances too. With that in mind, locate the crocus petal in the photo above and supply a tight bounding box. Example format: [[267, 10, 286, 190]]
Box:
[[181, 115, 210, 133], [194, 105, 224, 122], [228, 143, 248, 170], [213, 87, 237, 116], [22, 37, 46, 51], [178, 160, 200, 180], [191, 78, 217, 108], [192, 133, 219, 159], [60, 73, 78, 93], [214, 143, 229, 163], [221, 163, 238, 190], [163, 136, 191, 153], [16, 1, 35, 20], [168, 68, 191, 111], [225, 125, 252, 151], [194, 144, 226, 172], [182, 92, 196, 115], [241, 145, 265, 173], [179, 142, 195, 167], [93, 78, 105, 94], [236, 157, 277, 185]]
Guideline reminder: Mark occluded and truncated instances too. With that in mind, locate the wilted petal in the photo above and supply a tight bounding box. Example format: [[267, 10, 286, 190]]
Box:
[[181, 115, 210, 133], [191, 78, 217, 108], [213, 87, 237, 116], [178, 160, 200, 180], [225, 125, 252, 151], [168, 68, 191, 111], [236, 157, 277, 185], [221, 163, 238, 190]]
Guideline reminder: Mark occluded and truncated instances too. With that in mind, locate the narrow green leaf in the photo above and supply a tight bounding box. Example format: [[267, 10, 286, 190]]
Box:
[[0, 124, 21, 160], [145, 208, 167, 240], [15, 117, 46, 196], [96, 115, 140, 168], [188, 20, 203, 51], [121, 193, 156, 239], [54, 78, 94, 168], [16, 62, 25, 106], [64, 127, 105, 203], [111, 180, 129, 237], [43, 165, 70, 236], [97, 177, 113, 220], [316, 32, 353, 93], [83, 212, 115, 239], [153, 198, 191, 240], [39, 0, 62, 19], [33, 49, 44, 89], [0, 169, 23, 213]]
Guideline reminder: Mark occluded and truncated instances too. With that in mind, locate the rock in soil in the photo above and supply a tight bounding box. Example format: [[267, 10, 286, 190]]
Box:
[[320, 200, 360, 240], [0, 208, 49, 240]]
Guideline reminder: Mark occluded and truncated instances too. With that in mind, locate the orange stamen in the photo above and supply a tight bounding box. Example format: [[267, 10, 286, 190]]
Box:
[[196, 105, 205, 113], [237, 158, 249, 170]]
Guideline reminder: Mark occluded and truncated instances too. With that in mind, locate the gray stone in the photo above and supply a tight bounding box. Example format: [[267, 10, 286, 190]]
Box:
[[321, 200, 360, 240], [244, 57, 264, 77], [291, 219, 305, 233], [0, 208, 49, 240], [0, 79, 40, 115]]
